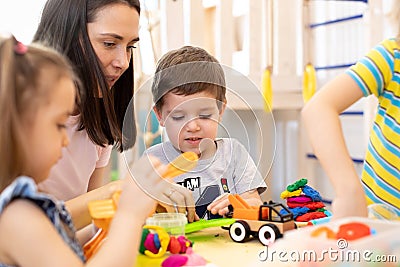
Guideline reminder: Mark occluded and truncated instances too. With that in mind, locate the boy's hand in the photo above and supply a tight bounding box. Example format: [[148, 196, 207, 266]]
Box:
[[207, 190, 263, 216], [207, 193, 230, 216]]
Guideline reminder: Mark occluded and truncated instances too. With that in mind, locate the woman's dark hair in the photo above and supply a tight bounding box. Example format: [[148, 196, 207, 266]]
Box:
[[33, 0, 140, 152]]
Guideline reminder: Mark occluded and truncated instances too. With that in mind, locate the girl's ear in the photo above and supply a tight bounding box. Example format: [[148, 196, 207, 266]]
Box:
[[153, 106, 165, 127]]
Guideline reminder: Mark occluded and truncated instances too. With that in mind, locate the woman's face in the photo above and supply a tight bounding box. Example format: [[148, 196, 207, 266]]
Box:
[[87, 3, 139, 88]]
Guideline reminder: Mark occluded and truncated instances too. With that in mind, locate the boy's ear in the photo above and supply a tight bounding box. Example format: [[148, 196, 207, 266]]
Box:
[[153, 106, 165, 126]]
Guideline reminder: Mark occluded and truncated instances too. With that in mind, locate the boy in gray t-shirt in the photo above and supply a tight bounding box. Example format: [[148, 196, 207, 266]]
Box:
[[145, 46, 267, 219]]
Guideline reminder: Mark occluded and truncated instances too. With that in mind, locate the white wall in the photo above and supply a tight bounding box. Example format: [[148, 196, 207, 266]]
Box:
[[0, 1, 47, 43]]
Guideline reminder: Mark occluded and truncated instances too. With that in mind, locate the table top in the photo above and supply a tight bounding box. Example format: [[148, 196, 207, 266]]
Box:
[[135, 226, 265, 267], [135, 217, 400, 267]]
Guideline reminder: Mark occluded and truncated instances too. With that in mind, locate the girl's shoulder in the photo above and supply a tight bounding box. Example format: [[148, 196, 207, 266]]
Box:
[[0, 177, 85, 262], [0, 178, 52, 267], [0, 177, 38, 212], [0, 177, 62, 225]]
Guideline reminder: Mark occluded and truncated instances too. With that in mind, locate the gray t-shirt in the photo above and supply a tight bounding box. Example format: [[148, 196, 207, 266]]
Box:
[[144, 138, 267, 219]]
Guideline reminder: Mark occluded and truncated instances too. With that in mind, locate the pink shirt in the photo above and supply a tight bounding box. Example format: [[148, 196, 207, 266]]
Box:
[[38, 116, 112, 200]]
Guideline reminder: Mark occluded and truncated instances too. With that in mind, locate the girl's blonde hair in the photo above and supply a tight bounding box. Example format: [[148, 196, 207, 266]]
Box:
[[0, 35, 79, 191]]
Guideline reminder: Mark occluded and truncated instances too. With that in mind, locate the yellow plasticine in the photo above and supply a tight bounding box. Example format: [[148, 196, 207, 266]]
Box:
[[280, 189, 302, 199]]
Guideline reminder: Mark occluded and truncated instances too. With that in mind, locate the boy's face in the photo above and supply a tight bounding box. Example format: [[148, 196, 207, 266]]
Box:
[[154, 90, 225, 157]]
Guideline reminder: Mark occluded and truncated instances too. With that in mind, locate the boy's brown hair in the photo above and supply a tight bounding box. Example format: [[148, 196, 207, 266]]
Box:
[[152, 46, 226, 111]]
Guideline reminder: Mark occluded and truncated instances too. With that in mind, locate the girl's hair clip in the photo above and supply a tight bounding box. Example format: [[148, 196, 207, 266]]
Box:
[[14, 41, 28, 55]]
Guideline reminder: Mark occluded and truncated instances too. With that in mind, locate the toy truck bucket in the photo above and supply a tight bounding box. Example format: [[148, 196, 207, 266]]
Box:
[[228, 194, 262, 220]]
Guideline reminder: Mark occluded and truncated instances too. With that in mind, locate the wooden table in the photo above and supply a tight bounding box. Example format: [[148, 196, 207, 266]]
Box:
[[135, 227, 265, 266]]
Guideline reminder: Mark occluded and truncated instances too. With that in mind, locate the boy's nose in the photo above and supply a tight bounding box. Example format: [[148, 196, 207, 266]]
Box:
[[185, 118, 200, 131]]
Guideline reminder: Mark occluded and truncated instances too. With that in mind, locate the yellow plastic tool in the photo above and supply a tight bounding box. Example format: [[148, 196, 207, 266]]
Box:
[[84, 191, 121, 259], [302, 63, 316, 103], [162, 151, 198, 179], [262, 67, 273, 112]]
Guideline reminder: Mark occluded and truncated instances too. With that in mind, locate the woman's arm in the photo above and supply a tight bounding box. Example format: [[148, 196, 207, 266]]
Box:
[[301, 73, 368, 218], [87, 166, 108, 192]]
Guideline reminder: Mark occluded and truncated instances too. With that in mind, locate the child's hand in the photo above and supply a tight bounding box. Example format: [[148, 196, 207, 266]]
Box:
[[117, 156, 160, 220], [122, 155, 197, 222], [207, 190, 263, 216], [207, 193, 230, 216]]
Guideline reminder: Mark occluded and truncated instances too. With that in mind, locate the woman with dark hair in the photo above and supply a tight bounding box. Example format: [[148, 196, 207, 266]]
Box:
[[33, 0, 196, 231]]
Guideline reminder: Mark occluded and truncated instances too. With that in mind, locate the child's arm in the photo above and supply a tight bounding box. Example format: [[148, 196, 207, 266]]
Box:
[[0, 156, 193, 267], [0, 199, 85, 266], [301, 73, 368, 219], [66, 158, 198, 229], [0, 181, 150, 267]]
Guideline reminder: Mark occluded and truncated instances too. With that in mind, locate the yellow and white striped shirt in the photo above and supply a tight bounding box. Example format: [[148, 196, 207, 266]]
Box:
[[347, 38, 400, 216]]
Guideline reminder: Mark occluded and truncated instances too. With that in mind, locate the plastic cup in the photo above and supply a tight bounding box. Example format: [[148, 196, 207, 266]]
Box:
[[145, 213, 187, 236]]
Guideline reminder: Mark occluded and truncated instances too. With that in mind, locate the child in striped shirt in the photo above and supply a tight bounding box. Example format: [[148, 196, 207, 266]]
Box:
[[302, 38, 400, 219]]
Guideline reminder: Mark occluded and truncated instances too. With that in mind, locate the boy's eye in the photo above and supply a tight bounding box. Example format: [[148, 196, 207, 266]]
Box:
[[172, 116, 184, 121], [127, 45, 137, 50], [199, 114, 212, 119]]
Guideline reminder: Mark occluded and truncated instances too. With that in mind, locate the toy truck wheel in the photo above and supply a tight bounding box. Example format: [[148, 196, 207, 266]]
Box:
[[229, 220, 250, 243], [258, 224, 281, 246]]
